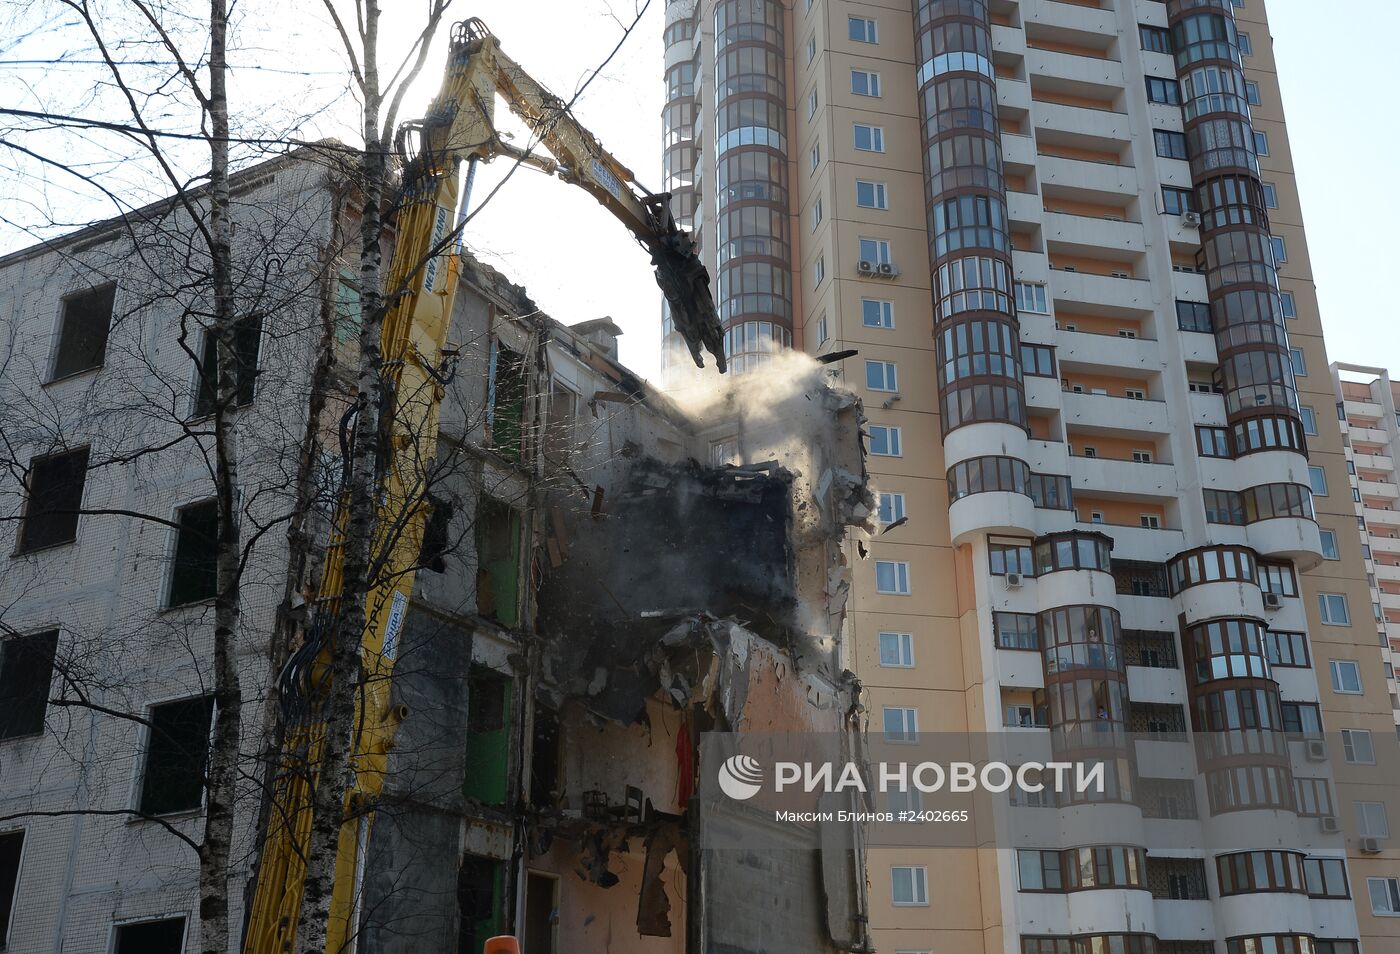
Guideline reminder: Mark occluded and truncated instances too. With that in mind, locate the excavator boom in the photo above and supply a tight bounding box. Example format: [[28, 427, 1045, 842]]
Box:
[[243, 19, 723, 954]]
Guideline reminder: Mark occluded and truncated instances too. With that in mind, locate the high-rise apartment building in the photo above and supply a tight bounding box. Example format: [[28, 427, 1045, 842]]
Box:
[[663, 1, 1400, 952], [1330, 363, 1400, 729]]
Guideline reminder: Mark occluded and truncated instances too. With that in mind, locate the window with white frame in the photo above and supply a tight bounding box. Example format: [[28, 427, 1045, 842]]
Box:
[[890, 864, 929, 903], [875, 560, 910, 594], [1319, 530, 1338, 560], [868, 424, 902, 456], [1237, 31, 1253, 55], [879, 631, 914, 668], [883, 706, 918, 742], [851, 69, 881, 97], [866, 359, 897, 392], [1254, 130, 1270, 155], [815, 313, 829, 345], [1319, 593, 1350, 626], [1245, 80, 1261, 105], [1309, 466, 1328, 496], [1357, 800, 1390, 838], [1289, 348, 1307, 375], [854, 123, 885, 152], [1330, 660, 1362, 694], [859, 237, 892, 265], [814, 255, 826, 287], [848, 15, 877, 43], [1015, 282, 1048, 314], [856, 180, 888, 209], [879, 492, 906, 525], [811, 197, 823, 230], [1369, 876, 1400, 915], [1261, 182, 1277, 208], [862, 298, 894, 328], [1280, 291, 1296, 317], [810, 142, 821, 173], [807, 89, 818, 120], [805, 35, 816, 64], [1342, 728, 1375, 764], [1270, 235, 1288, 264], [1300, 405, 1316, 434]]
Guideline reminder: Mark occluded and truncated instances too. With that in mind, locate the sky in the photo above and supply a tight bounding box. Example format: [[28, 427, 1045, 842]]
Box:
[[1, 0, 1396, 383]]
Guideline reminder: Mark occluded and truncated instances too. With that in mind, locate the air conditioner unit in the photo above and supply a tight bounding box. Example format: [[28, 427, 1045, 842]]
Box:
[[1305, 738, 1328, 762], [1320, 815, 1341, 833], [857, 260, 876, 273], [1263, 592, 1284, 610], [878, 262, 897, 276], [1005, 572, 1024, 588], [1361, 837, 1383, 854], [1182, 211, 1202, 228]]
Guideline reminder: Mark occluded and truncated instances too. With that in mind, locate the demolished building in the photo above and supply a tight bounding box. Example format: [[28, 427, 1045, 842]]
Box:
[[0, 148, 872, 954], [358, 255, 876, 953]]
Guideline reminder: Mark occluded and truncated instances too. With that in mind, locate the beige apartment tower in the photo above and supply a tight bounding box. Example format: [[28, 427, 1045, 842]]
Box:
[[664, 1, 1400, 953]]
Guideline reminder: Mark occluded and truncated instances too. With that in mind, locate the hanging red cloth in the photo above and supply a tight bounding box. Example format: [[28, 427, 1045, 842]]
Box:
[[675, 716, 695, 809]]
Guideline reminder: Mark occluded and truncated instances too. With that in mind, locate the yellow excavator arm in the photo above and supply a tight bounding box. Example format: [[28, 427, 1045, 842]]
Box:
[[403, 18, 724, 372], [243, 19, 722, 954]]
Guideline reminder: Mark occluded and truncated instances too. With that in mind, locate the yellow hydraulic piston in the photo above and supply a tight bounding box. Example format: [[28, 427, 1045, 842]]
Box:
[[243, 18, 721, 954]]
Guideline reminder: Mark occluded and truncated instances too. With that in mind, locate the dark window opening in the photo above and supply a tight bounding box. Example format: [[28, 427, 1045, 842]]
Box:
[[487, 343, 527, 460], [114, 917, 187, 954], [17, 447, 89, 554], [52, 285, 116, 379], [465, 667, 511, 805], [138, 696, 213, 816], [457, 855, 504, 954], [167, 500, 219, 606], [475, 498, 520, 627], [0, 630, 58, 740], [0, 829, 22, 944], [420, 495, 453, 574], [530, 708, 562, 810], [194, 315, 262, 417]]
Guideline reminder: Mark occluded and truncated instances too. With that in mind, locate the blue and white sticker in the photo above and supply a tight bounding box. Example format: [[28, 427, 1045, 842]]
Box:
[[382, 590, 408, 662]]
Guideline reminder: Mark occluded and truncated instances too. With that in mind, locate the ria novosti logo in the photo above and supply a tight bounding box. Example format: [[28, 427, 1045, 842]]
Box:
[[717, 754, 765, 800], [713, 757, 1105, 801]]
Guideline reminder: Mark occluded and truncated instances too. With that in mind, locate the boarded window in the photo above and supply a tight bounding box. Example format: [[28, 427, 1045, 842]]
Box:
[[0, 630, 58, 739], [334, 269, 361, 343], [168, 500, 219, 606], [114, 917, 187, 954], [487, 343, 526, 459], [17, 447, 89, 553], [194, 315, 262, 416], [464, 668, 511, 805], [52, 285, 116, 379], [139, 696, 214, 815], [475, 498, 520, 627]]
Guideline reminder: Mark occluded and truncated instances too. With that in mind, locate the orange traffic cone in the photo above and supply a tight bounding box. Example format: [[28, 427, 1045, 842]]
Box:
[[483, 937, 520, 954]]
